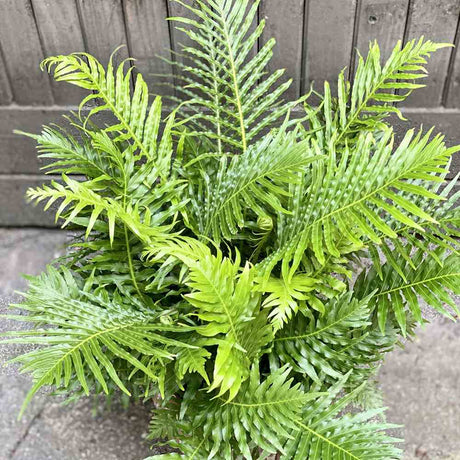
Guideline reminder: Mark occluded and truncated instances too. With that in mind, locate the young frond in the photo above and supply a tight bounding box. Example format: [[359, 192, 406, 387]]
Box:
[[258, 272, 320, 331], [1, 267, 193, 417], [148, 238, 265, 400], [307, 38, 451, 150], [41, 53, 173, 180], [169, 0, 301, 153]]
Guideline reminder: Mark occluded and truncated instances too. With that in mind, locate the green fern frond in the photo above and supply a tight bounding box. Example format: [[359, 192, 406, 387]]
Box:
[[26, 174, 175, 244], [152, 365, 323, 459], [193, 126, 323, 241], [307, 38, 451, 150], [259, 127, 458, 278], [41, 53, 172, 180], [169, 0, 302, 153], [281, 376, 403, 459], [1, 267, 194, 418], [149, 238, 263, 400], [3, 1, 458, 457], [258, 273, 319, 331], [271, 292, 395, 386], [355, 246, 460, 334]]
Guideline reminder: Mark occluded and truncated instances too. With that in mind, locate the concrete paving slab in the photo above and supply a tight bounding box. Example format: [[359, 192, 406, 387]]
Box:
[[380, 317, 460, 460], [0, 229, 459, 459]]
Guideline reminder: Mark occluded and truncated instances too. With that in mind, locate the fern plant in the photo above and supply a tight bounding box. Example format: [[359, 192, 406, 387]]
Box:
[[2, 0, 459, 458]]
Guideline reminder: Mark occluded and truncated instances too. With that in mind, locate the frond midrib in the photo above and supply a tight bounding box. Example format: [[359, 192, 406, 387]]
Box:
[[377, 271, 460, 297], [215, 1, 247, 152], [274, 305, 361, 343], [295, 420, 361, 460], [225, 395, 307, 408]]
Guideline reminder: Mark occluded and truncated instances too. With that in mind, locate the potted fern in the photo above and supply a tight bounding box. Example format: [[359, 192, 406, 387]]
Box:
[[2, 0, 459, 458]]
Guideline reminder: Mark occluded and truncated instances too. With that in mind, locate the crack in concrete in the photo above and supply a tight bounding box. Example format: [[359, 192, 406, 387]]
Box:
[[8, 406, 45, 459]]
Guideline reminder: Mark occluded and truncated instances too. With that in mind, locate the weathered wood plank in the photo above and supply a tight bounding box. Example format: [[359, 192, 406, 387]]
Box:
[[0, 136, 41, 174], [124, 0, 174, 97], [0, 0, 53, 105], [305, 0, 357, 98], [260, 0, 304, 100], [0, 50, 13, 105], [404, 0, 460, 107], [355, 0, 409, 66], [0, 176, 58, 226], [76, 0, 129, 67], [31, 0, 87, 105], [0, 107, 116, 174], [445, 22, 460, 108], [167, 1, 196, 68]]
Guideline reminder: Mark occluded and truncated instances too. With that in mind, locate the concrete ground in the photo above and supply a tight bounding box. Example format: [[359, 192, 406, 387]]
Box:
[[0, 228, 459, 460]]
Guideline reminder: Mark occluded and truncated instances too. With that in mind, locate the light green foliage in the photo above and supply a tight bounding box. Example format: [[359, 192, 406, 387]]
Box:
[[1, 0, 459, 458]]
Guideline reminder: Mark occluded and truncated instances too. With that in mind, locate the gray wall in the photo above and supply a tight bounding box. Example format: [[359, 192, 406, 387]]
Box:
[[0, 0, 460, 226]]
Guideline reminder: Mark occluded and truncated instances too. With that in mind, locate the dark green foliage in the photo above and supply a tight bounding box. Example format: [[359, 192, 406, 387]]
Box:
[[1, 0, 459, 458]]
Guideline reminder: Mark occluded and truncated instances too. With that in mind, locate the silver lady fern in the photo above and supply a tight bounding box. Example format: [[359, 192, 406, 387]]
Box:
[[2, 1, 459, 459]]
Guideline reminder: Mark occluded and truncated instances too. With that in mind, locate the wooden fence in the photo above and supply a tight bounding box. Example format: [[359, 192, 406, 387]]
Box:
[[0, 0, 459, 226]]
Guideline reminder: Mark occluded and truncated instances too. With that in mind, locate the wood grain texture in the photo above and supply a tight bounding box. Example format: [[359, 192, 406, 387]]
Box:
[[124, 0, 174, 97], [404, 0, 460, 107], [0, 107, 116, 174], [76, 0, 129, 66], [0, 49, 12, 105], [260, 0, 305, 100], [354, 0, 409, 68], [305, 0, 357, 99], [0, 0, 53, 105], [31, 0, 87, 105], [445, 21, 460, 108], [0, 176, 59, 226], [167, 0, 196, 67]]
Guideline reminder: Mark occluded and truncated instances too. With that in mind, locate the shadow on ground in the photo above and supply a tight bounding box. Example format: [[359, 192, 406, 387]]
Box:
[[0, 229, 459, 460]]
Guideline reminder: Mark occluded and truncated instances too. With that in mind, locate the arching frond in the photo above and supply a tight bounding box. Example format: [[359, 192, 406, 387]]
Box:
[[258, 128, 458, 278], [1, 267, 193, 417], [271, 293, 396, 387], [41, 53, 173, 180], [355, 246, 460, 334], [26, 174, 178, 244]]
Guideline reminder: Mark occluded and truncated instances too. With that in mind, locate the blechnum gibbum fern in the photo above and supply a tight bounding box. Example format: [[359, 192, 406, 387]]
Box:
[[2, 0, 459, 458]]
